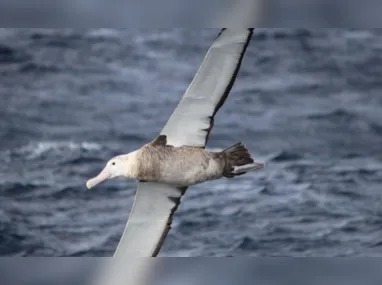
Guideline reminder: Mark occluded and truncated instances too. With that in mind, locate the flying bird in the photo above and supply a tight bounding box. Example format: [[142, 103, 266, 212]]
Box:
[[86, 28, 263, 257]]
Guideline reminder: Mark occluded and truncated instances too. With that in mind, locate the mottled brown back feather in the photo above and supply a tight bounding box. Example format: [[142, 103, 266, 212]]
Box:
[[151, 135, 167, 146]]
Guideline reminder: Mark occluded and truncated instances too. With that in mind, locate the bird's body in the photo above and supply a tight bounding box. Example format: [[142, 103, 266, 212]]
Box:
[[91, 135, 263, 189], [134, 142, 222, 187], [126, 135, 261, 187]]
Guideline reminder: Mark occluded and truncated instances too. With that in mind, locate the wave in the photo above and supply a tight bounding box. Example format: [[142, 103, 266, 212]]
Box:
[[29, 30, 83, 48], [16, 141, 102, 160], [307, 108, 356, 121], [0, 44, 30, 64], [370, 122, 382, 136], [234, 236, 260, 251], [1, 182, 39, 198], [270, 151, 302, 162], [85, 29, 122, 40], [253, 29, 313, 41], [18, 62, 61, 74]]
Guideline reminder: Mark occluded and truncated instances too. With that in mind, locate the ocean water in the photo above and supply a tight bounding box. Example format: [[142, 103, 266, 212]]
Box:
[[0, 29, 382, 257]]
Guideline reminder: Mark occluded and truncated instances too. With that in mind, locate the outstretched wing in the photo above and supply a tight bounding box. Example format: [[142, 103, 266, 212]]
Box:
[[114, 29, 254, 257], [114, 183, 186, 257], [161, 28, 254, 147]]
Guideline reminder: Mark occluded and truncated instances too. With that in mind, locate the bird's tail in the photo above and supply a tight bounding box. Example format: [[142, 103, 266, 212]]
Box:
[[221, 142, 264, 178]]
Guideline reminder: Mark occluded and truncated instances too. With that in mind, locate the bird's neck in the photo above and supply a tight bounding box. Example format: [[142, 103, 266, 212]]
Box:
[[123, 151, 139, 178]]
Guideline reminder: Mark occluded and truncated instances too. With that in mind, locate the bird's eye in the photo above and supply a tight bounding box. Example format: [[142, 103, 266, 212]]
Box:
[[112, 162, 116, 166]]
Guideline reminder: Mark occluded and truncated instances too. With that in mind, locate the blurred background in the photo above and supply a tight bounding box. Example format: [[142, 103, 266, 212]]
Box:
[[1, 0, 382, 27], [1, 29, 382, 259], [3, 258, 382, 285]]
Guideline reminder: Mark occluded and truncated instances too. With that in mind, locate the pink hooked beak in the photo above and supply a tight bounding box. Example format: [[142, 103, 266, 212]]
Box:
[[86, 167, 111, 189]]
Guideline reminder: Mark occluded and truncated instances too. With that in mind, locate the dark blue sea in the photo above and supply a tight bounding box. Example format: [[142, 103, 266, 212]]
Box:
[[1, 29, 382, 258]]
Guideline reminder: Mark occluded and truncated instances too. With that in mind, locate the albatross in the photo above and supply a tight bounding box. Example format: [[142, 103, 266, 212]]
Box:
[[86, 28, 263, 257]]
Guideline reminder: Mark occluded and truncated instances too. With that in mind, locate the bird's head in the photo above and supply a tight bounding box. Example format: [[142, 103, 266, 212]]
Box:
[[86, 154, 132, 189]]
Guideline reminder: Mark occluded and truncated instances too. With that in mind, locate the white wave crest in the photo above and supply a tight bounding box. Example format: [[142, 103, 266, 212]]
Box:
[[18, 141, 102, 159]]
